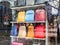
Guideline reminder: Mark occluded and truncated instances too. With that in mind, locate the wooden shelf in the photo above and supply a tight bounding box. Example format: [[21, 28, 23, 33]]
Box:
[[10, 36, 46, 40]]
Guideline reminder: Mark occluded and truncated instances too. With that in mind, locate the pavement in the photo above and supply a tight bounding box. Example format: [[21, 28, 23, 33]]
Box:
[[0, 36, 11, 45], [0, 36, 60, 45]]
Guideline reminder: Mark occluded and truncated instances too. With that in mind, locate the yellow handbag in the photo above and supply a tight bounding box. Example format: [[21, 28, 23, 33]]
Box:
[[27, 24, 34, 38], [17, 11, 25, 22]]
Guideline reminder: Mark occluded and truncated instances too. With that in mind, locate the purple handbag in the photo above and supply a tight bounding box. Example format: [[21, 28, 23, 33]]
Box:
[[46, 2, 59, 16]]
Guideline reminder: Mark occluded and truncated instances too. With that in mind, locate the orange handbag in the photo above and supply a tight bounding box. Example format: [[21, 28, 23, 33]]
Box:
[[27, 24, 34, 38]]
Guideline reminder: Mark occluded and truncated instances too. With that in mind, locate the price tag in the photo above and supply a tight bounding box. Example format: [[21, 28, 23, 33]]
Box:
[[11, 42, 23, 45]]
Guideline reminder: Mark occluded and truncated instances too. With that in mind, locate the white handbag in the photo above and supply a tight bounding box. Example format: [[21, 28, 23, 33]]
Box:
[[26, 0, 35, 6]]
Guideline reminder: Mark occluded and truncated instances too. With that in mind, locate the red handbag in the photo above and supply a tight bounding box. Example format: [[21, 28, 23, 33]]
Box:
[[34, 24, 46, 38], [35, 31, 45, 38], [35, 24, 46, 32], [15, 23, 19, 30], [35, 9, 46, 21]]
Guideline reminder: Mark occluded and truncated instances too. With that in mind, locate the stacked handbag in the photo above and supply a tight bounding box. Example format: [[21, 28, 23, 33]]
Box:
[[17, 8, 46, 22], [10, 7, 46, 38], [11, 23, 46, 38], [14, 0, 47, 6]]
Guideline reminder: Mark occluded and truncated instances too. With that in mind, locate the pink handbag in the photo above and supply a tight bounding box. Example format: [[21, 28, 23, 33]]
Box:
[[35, 9, 46, 21]]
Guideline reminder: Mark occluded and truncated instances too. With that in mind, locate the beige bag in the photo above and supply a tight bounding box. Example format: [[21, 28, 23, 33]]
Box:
[[18, 25, 26, 38]]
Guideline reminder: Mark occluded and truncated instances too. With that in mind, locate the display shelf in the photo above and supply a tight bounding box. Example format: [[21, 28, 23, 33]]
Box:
[[11, 4, 45, 10], [10, 36, 46, 40], [10, 2, 48, 45], [10, 21, 46, 23]]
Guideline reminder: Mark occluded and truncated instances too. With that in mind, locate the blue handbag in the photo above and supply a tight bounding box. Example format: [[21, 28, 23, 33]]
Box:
[[11, 25, 17, 36], [17, 0, 26, 6], [35, 0, 45, 4], [0, 5, 6, 23], [0, 5, 3, 23], [25, 10, 34, 22]]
